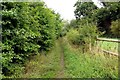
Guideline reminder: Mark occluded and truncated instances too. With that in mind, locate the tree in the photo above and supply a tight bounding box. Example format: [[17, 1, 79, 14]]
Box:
[[74, 1, 97, 19], [74, 1, 120, 35], [94, 2, 120, 34]]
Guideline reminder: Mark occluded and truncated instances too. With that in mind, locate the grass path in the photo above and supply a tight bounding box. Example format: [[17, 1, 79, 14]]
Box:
[[18, 37, 118, 78], [55, 38, 65, 78]]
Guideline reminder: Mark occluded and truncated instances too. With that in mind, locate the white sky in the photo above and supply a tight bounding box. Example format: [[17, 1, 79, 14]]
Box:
[[44, 0, 103, 21], [92, 0, 104, 8]]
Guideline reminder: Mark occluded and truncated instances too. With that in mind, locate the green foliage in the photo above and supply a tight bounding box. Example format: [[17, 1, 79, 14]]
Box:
[[18, 40, 61, 78], [59, 20, 69, 37], [78, 24, 100, 51], [94, 8, 111, 33], [67, 23, 100, 51], [110, 19, 120, 37], [1, 2, 63, 76], [93, 2, 120, 34], [67, 29, 79, 45], [63, 38, 118, 78], [54, 13, 63, 39], [74, 1, 97, 19], [69, 19, 78, 28], [74, 1, 120, 36], [78, 24, 99, 43]]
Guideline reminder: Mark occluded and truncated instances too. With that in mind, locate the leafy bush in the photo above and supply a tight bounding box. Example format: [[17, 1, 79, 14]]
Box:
[[110, 19, 120, 37], [78, 24, 100, 51], [79, 24, 99, 43], [1, 2, 63, 76], [67, 23, 100, 51], [67, 29, 79, 45]]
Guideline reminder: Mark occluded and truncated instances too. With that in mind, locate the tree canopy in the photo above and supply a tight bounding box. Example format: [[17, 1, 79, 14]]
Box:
[[74, 1, 120, 35]]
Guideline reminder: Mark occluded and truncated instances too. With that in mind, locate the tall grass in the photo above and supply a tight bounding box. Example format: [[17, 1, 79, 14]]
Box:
[[7, 37, 118, 78], [63, 37, 118, 78], [7, 40, 61, 78]]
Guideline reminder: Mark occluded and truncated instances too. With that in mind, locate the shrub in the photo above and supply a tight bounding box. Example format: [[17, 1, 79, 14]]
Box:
[[1, 2, 63, 76], [67, 29, 79, 45], [67, 23, 100, 52], [78, 24, 100, 51], [110, 19, 120, 38]]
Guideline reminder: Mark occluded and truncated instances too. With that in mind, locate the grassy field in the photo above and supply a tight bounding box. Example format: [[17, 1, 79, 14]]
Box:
[[8, 37, 118, 78], [97, 40, 119, 53]]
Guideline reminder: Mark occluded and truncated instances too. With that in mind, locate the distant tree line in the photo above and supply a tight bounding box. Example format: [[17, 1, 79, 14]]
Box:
[[68, 1, 120, 38]]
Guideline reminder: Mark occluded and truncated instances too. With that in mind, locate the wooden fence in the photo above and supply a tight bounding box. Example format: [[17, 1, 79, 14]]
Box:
[[97, 38, 120, 43], [96, 38, 120, 56]]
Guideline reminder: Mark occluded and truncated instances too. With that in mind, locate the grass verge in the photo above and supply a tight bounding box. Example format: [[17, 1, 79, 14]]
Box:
[[63, 37, 118, 78], [18, 40, 61, 78]]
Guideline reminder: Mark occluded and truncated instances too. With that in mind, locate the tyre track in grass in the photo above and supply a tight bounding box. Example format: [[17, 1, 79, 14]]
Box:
[[56, 38, 65, 78]]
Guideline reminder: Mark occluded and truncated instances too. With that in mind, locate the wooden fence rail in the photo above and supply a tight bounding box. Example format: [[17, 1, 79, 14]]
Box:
[[96, 37, 119, 56], [101, 49, 119, 56], [97, 38, 120, 43]]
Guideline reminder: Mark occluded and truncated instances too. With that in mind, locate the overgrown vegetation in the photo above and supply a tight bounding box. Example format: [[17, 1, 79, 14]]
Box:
[[1, 1, 120, 78], [74, 1, 120, 37], [10, 37, 118, 78], [1, 2, 63, 77], [63, 37, 118, 78], [3, 37, 118, 78], [110, 19, 120, 37], [17, 40, 61, 78], [67, 23, 100, 52]]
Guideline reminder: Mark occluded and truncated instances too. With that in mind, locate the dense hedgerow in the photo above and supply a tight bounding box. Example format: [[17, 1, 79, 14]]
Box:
[[1, 2, 63, 76], [67, 23, 100, 51]]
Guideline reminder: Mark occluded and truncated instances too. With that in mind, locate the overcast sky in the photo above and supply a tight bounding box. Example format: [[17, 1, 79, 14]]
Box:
[[44, 0, 103, 21]]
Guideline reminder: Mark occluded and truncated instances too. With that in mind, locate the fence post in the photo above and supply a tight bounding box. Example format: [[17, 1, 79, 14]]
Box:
[[96, 37, 119, 56]]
